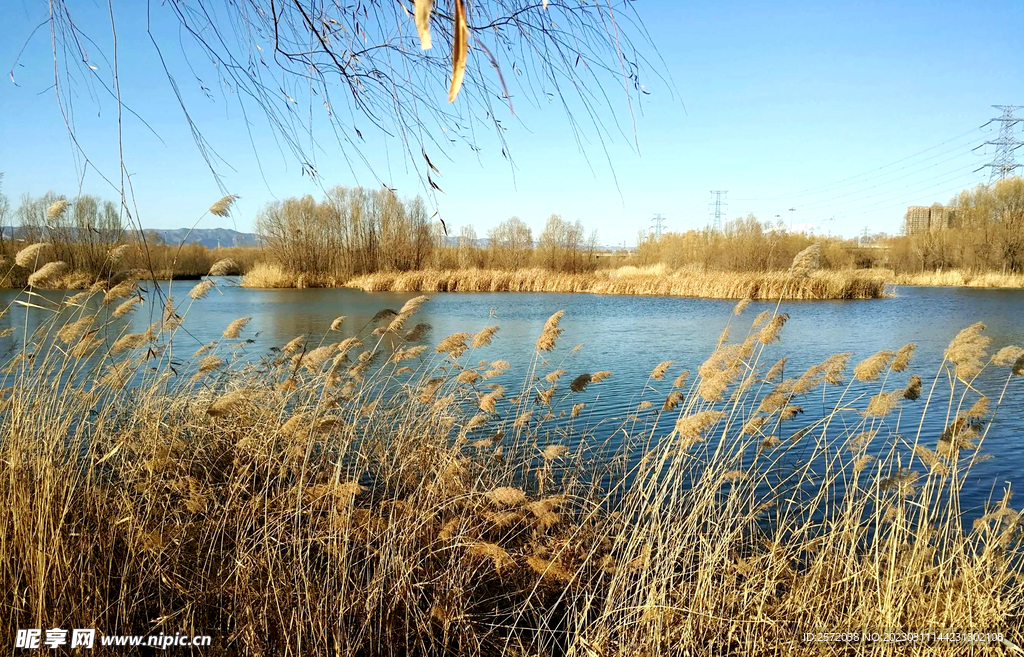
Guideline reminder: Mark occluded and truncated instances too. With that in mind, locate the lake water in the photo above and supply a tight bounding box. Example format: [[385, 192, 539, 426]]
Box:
[[2, 281, 1023, 515]]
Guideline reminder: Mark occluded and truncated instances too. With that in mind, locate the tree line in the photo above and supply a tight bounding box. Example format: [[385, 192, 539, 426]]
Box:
[[634, 214, 871, 272], [5, 178, 1023, 284], [256, 186, 601, 276], [888, 177, 1024, 273]]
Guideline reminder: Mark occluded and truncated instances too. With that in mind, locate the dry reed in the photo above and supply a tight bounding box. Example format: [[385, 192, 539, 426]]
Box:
[[0, 291, 1021, 657], [338, 267, 889, 300]]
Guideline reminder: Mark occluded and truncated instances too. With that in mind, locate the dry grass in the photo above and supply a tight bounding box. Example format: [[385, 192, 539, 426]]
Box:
[[889, 268, 1024, 288], [1, 282, 1022, 655], [1, 242, 261, 289], [241, 261, 342, 289], [271, 266, 891, 300]]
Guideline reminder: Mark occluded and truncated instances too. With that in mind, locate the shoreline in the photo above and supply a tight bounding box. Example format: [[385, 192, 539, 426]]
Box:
[[242, 265, 890, 300], [7, 266, 1024, 298]]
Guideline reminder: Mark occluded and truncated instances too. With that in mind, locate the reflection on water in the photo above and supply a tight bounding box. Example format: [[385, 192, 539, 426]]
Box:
[[2, 280, 1023, 514]]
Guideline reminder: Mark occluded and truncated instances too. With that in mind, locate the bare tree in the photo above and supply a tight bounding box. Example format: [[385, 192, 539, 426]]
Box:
[[31, 1, 660, 214], [488, 216, 532, 269]]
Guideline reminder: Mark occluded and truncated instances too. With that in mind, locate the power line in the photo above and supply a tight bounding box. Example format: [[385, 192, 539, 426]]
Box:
[[730, 127, 982, 202], [976, 105, 1023, 183], [827, 169, 984, 222], [737, 144, 983, 223], [650, 213, 666, 239], [787, 151, 981, 213], [708, 191, 727, 231]]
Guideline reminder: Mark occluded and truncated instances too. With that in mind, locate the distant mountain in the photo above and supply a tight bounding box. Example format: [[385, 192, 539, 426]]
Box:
[[0, 226, 261, 250], [147, 228, 261, 249]]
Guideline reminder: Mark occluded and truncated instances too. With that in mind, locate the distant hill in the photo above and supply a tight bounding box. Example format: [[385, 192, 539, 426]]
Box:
[[0, 227, 632, 252], [147, 228, 260, 249], [0, 226, 261, 250]]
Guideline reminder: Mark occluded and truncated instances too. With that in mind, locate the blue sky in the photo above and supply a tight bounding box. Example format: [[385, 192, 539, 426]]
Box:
[[1, 0, 1021, 245]]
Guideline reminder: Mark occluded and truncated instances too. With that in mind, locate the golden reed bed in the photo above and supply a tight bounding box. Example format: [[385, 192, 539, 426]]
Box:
[[3, 241, 1023, 655], [2, 283, 1022, 655], [889, 269, 1024, 289], [243, 264, 891, 300]]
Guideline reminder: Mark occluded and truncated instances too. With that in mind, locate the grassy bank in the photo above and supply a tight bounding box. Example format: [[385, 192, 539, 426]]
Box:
[[1, 274, 1022, 655], [242, 263, 891, 300], [0, 242, 257, 289], [889, 269, 1024, 289]]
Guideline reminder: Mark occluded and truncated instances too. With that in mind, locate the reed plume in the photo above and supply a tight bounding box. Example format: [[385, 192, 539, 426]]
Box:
[[209, 195, 239, 217], [472, 326, 499, 348], [789, 242, 821, 278], [110, 332, 148, 355], [485, 487, 526, 507], [198, 355, 224, 372], [570, 374, 592, 393], [70, 336, 103, 358], [892, 343, 916, 371], [112, 296, 141, 318], [467, 542, 515, 573], [758, 313, 789, 344], [765, 358, 786, 382], [207, 390, 247, 417], [103, 280, 135, 304], [545, 369, 566, 383], [903, 375, 923, 400], [479, 387, 504, 412], [208, 258, 242, 276], [437, 333, 472, 358], [651, 361, 673, 380], [15, 243, 52, 270], [944, 322, 990, 381], [965, 396, 990, 419], [188, 279, 215, 300], [223, 317, 251, 339], [864, 390, 902, 417], [56, 315, 96, 344], [675, 410, 725, 449], [47, 199, 69, 219], [542, 445, 569, 460], [853, 350, 894, 382], [662, 391, 684, 410], [404, 323, 431, 341], [301, 345, 337, 373], [822, 352, 852, 384], [536, 310, 564, 352]]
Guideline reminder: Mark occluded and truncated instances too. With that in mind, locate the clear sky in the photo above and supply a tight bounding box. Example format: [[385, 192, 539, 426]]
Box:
[[1, 0, 1021, 245]]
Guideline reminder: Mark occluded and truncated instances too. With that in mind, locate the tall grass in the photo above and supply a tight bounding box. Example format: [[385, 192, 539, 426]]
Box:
[[337, 266, 890, 300], [1, 264, 1021, 654], [888, 269, 1024, 289], [0, 241, 259, 288]]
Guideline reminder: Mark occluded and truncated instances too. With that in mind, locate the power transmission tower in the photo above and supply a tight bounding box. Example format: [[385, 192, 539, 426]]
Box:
[[709, 191, 727, 231], [976, 105, 1024, 183], [651, 213, 666, 240]]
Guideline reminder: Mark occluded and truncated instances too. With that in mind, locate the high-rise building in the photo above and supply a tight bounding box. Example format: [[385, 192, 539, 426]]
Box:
[[905, 206, 931, 235], [930, 206, 957, 231], [904, 205, 957, 235]]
